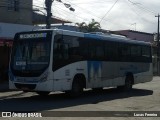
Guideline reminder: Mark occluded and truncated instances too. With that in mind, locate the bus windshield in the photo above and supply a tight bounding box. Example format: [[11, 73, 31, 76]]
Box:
[[10, 32, 52, 77]]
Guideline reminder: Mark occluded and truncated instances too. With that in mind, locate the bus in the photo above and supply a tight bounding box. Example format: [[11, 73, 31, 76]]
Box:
[[9, 29, 153, 96]]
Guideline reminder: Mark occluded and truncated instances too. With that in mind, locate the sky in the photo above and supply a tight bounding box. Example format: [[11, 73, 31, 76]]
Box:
[[33, 0, 160, 33]]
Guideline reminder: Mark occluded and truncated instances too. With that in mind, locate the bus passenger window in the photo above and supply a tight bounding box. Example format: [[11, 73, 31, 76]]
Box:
[[54, 38, 69, 60]]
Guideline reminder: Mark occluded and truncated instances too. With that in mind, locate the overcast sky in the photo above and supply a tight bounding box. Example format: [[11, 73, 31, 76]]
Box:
[[33, 0, 160, 33]]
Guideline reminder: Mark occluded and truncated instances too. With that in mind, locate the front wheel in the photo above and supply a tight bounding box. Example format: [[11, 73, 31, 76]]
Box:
[[70, 79, 84, 97], [36, 91, 50, 96]]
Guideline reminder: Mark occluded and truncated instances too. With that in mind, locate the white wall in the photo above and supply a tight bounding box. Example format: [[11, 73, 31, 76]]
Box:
[[0, 23, 41, 39]]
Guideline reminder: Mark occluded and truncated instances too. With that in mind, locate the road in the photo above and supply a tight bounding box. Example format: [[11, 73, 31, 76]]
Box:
[[0, 77, 160, 120]]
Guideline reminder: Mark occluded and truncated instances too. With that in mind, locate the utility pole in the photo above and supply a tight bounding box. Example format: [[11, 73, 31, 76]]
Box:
[[134, 23, 136, 31], [45, 0, 54, 29], [45, 0, 74, 29], [131, 23, 136, 31], [155, 14, 160, 75]]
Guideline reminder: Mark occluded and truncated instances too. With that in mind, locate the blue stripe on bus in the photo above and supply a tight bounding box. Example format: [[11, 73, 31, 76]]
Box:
[[88, 61, 102, 82], [84, 33, 150, 46], [84, 34, 104, 40]]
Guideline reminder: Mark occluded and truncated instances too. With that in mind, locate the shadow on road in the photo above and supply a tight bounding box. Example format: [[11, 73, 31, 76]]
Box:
[[0, 88, 153, 111]]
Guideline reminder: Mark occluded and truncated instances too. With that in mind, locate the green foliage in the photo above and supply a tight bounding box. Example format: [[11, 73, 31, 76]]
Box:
[[76, 19, 101, 32]]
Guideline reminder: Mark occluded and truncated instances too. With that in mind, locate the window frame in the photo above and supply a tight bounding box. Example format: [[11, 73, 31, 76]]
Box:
[[8, 0, 20, 12]]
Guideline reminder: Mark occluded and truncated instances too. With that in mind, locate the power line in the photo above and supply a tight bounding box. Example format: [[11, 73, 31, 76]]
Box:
[[33, 0, 130, 30], [53, 5, 89, 22], [125, 0, 155, 24], [56, 0, 129, 29], [33, 4, 72, 21], [62, 0, 131, 29], [63, 0, 110, 22], [52, 6, 92, 27], [127, 0, 156, 15], [66, 1, 113, 5], [33, 5, 45, 9], [70, 0, 112, 3], [100, 0, 119, 24], [34, 0, 45, 6]]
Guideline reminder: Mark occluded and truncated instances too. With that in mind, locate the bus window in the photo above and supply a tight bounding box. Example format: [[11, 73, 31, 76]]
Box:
[[131, 45, 141, 62], [88, 41, 96, 59], [142, 46, 151, 62], [96, 43, 105, 60], [79, 38, 89, 60], [119, 43, 131, 62], [105, 41, 118, 61]]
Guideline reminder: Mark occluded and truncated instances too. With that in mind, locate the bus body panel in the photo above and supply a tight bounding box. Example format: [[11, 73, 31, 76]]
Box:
[[52, 61, 152, 91], [9, 69, 54, 91], [52, 61, 88, 91]]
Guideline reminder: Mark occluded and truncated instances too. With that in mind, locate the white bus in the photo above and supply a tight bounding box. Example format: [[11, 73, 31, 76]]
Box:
[[9, 29, 153, 96]]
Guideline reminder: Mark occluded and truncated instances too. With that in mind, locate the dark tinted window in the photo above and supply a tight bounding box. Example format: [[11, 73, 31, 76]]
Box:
[[53, 35, 152, 71], [105, 41, 118, 61]]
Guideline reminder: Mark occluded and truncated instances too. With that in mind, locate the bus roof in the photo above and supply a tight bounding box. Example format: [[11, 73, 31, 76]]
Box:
[[84, 33, 151, 46], [32, 29, 151, 46]]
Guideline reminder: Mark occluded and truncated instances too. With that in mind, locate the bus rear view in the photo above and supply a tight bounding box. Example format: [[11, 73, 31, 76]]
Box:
[[9, 30, 53, 94]]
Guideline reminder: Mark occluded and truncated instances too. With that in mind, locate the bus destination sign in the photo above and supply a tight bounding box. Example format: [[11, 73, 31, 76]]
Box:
[[19, 33, 47, 39]]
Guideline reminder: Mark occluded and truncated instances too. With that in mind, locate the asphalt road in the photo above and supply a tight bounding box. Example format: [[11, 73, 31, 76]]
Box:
[[0, 77, 160, 120]]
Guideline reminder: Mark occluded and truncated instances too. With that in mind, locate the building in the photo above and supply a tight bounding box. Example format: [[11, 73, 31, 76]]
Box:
[[0, 0, 71, 25], [0, 0, 32, 25], [111, 30, 154, 43]]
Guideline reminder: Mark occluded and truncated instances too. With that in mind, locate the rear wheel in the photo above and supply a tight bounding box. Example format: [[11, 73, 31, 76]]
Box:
[[117, 75, 133, 91], [124, 76, 133, 91]]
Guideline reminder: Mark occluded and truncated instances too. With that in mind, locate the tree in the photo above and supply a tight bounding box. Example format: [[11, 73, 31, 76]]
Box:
[[76, 19, 101, 32], [75, 22, 87, 32], [87, 19, 101, 32]]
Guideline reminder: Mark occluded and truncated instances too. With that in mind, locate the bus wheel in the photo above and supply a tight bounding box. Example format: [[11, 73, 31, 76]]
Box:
[[36, 91, 50, 96], [117, 75, 133, 91], [70, 79, 84, 97], [124, 75, 133, 91]]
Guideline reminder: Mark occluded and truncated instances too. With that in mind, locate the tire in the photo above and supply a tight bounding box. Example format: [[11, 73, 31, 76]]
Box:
[[36, 91, 50, 96], [70, 78, 84, 97], [117, 75, 133, 91], [124, 75, 133, 91]]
